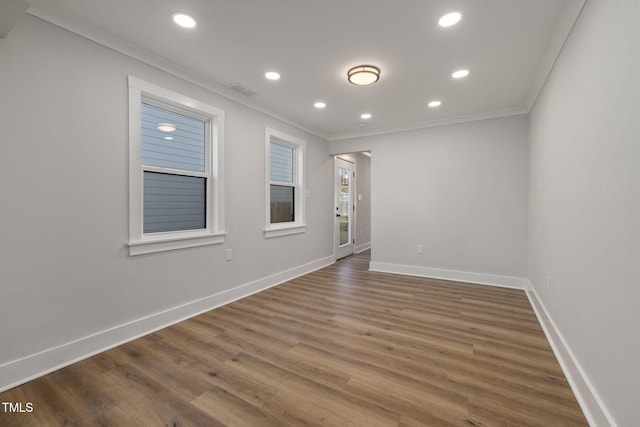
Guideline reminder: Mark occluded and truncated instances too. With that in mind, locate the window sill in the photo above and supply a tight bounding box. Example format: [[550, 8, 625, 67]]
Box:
[[128, 231, 226, 256], [264, 224, 307, 239]]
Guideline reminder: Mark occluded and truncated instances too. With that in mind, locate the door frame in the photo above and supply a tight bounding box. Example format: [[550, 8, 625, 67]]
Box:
[[334, 156, 356, 260]]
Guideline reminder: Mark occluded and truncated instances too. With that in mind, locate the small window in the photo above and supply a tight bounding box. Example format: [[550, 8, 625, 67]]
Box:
[[265, 128, 306, 238], [128, 77, 225, 255], [270, 141, 295, 223]]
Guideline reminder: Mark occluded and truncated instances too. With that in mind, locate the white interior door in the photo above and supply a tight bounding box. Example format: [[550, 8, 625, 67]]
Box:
[[334, 157, 355, 259]]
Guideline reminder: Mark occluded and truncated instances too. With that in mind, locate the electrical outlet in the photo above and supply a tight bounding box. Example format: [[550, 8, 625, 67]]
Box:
[[417, 244, 423, 254], [226, 249, 233, 261]]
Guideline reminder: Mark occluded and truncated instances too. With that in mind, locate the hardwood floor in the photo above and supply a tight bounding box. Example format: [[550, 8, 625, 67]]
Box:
[[0, 251, 588, 426]]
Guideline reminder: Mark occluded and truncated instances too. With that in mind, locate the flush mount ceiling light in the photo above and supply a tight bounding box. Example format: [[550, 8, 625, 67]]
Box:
[[428, 100, 442, 108], [157, 123, 176, 132], [360, 113, 372, 120], [314, 102, 326, 109], [347, 65, 380, 86], [172, 13, 196, 29], [265, 71, 281, 80], [452, 69, 469, 79], [439, 12, 462, 27]]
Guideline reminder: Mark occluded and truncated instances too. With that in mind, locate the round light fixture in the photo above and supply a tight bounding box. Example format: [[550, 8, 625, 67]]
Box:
[[265, 71, 281, 80], [428, 100, 442, 108], [348, 65, 380, 86], [172, 13, 196, 29], [360, 113, 372, 120], [452, 69, 469, 79], [439, 12, 462, 27], [164, 136, 174, 140], [314, 102, 326, 109], [157, 123, 176, 132]]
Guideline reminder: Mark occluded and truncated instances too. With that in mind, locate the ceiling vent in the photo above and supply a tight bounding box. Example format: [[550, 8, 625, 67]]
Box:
[[226, 83, 256, 97]]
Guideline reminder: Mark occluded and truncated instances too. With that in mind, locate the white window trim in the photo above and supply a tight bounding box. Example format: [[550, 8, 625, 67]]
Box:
[[264, 127, 306, 238], [127, 76, 225, 255]]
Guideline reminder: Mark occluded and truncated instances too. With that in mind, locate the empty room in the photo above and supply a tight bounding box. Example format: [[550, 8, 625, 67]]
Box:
[[0, 0, 637, 426]]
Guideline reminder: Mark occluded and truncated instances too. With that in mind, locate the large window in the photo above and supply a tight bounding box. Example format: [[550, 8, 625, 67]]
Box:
[[141, 103, 207, 234], [128, 77, 225, 255], [265, 128, 306, 238]]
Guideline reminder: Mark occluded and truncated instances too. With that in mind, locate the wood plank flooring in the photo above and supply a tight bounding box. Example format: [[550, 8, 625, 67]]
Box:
[[0, 251, 588, 426]]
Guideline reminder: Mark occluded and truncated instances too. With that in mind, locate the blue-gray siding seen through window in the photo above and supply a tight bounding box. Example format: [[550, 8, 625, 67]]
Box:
[[270, 142, 294, 183], [141, 103, 205, 173], [144, 171, 206, 233]]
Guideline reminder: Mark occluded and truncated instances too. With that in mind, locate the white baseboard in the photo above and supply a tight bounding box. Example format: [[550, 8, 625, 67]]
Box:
[[369, 261, 527, 289], [355, 241, 371, 254], [524, 281, 617, 427], [0, 255, 335, 393]]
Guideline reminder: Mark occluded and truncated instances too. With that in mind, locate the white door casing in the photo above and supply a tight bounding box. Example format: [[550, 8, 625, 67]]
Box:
[[334, 157, 355, 260]]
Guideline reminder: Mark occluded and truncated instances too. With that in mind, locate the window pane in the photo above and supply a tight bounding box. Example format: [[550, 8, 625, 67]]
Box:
[[141, 103, 205, 172], [144, 171, 206, 233], [339, 167, 351, 245], [270, 142, 294, 183], [270, 185, 294, 223]]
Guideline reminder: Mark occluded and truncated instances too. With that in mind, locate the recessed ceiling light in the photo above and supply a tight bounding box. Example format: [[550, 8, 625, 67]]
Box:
[[360, 113, 372, 120], [357, 123, 368, 127], [157, 123, 176, 132], [314, 102, 326, 109], [172, 13, 196, 29], [164, 136, 174, 140], [428, 100, 442, 108], [348, 65, 380, 86], [452, 69, 469, 79], [439, 12, 462, 27], [265, 71, 281, 80]]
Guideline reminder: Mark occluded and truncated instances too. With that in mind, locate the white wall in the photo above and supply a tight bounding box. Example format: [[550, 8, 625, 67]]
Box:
[[331, 115, 529, 285], [528, 0, 639, 425], [0, 15, 333, 389], [2, 4, 635, 424]]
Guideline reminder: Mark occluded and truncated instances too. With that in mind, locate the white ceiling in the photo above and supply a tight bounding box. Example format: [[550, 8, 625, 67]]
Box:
[[25, 0, 585, 141]]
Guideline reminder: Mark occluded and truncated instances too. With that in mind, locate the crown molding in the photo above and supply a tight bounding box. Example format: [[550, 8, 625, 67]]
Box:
[[329, 106, 529, 142], [525, 0, 587, 111], [0, 0, 33, 38], [26, 0, 584, 144], [329, 0, 585, 143], [26, 1, 329, 141]]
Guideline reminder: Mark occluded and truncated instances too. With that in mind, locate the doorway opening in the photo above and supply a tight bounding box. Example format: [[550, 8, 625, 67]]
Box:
[[333, 152, 371, 260]]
